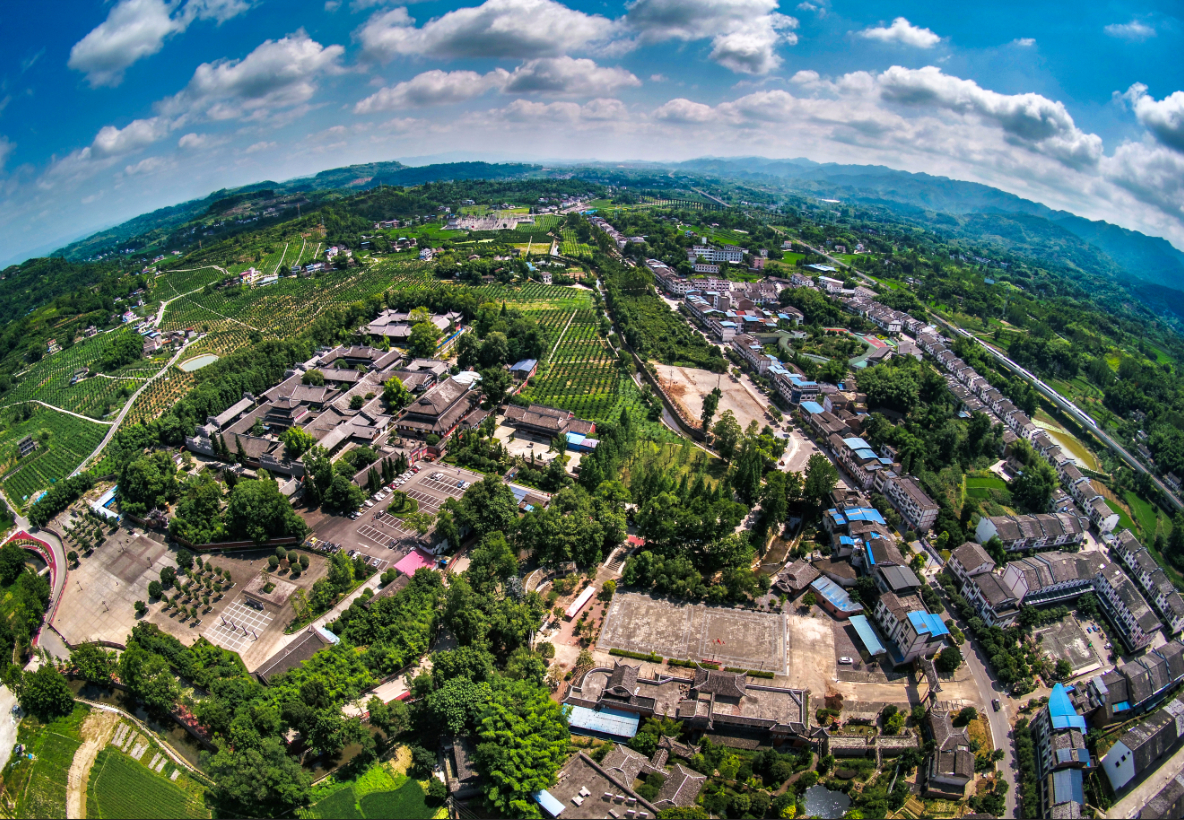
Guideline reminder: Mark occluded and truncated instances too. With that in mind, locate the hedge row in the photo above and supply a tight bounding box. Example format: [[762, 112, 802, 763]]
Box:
[[609, 648, 662, 663], [726, 667, 775, 679]]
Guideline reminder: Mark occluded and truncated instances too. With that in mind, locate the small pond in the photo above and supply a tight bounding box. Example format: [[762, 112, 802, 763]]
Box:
[[802, 784, 853, 819], [178, 354, 219, 372]]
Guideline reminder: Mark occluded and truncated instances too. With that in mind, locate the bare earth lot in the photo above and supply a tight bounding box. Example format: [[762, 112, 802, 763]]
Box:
[[656, 366, 771, 432], [1035, 616, 1102, 678], [596, 592, 785, 672]]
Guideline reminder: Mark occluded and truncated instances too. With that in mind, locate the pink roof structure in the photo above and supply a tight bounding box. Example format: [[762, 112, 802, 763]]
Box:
[[394, 548, 436, 576]]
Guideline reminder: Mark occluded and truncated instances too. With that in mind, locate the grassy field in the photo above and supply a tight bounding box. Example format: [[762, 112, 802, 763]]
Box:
[[10, 705, 88, 819], [301, 761, 439, 820], [1105, 499, 1138, 535], [86, 747, 208, 819]]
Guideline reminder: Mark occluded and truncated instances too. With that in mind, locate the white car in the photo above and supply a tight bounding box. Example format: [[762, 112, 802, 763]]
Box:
[[838, 656, 853, 664]]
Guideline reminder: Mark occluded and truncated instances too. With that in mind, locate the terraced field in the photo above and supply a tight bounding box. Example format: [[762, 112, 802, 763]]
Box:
[[0, 405, 108, 505]]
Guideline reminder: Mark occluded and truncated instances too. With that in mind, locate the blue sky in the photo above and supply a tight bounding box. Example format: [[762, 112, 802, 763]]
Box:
[[1, 0, 1182, 263]]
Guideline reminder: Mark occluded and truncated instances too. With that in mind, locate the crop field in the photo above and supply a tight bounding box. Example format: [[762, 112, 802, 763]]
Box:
[[20, 729, 80, 818], [560, 229, 595, 257], [3, 329, 153, 418], [521, 310, 622, 420], [87, 749, 208, 819], [469, 282, 592, 311], [155, 266, 226, 297], [125, 366, 194, 426], [0, 405, 107, 505], [302, 776, 434, 820]]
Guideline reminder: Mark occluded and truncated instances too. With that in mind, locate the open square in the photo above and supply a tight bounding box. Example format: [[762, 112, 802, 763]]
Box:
[[204, 599, 275, 653], [1034, 617, 1102, 678], [596, 592, 785, 672]]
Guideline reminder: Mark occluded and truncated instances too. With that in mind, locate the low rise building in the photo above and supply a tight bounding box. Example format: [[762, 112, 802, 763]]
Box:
[[880, 475, 939, 534], [1112, 529, 1184, 634], [1101, 693, 1184, 792], [872, 593, 949, 666], [923, 703, 974, 797], [1032, 683, 1091, 819], [975, 512, 1085, 551], [1095, 562, 1162, 652], [963, 572, 1021, 627], [947, 541, 995, 586]]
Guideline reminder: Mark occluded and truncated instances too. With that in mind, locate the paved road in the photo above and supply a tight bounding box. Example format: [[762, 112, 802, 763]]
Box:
[[933, 581, 1019, 817], [0, 399, 112, 425], [0, 486, 69, 623], [72, 337, 198, 476]]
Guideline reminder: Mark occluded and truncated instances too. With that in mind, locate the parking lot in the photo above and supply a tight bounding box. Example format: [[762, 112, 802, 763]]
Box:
[[304, 461, 486, 567]]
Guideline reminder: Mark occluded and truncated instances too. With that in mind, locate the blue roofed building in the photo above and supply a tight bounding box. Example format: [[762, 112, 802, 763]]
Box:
[[565, 704, 640, 739], [509, 358, 538, 380], [1033, 683, 1093, 817], [847, 614, 887, 656], [809, 576, 864, 620], [829, 434, 895, 489], [872, 592, 949, 666]]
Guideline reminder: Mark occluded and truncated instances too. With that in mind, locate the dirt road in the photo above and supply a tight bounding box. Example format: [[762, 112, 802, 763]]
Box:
[[67, 709, 120, 818]]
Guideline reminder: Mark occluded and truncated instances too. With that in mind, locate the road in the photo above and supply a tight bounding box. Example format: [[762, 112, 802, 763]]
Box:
[[933, 580, 1018, 817], [72, 337, 198, 475], [0, 399, 113, 425], [0, 485, 68, 610]]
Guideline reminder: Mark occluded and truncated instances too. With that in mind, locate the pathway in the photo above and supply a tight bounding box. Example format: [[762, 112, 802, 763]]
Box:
[[0, 485, 69, 608], [272, 241, 290, 276], [67, 709, 120, 819], [0, 399, 112, 425], [72, 337, 198, 475], [547, 310, 578, 360]]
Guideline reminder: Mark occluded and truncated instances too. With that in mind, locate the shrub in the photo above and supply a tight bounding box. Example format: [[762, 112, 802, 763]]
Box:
[[610, 648, 662, 663]]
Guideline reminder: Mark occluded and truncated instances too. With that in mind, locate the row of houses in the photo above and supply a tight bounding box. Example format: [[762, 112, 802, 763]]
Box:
[[948, 538, 1165, 651]]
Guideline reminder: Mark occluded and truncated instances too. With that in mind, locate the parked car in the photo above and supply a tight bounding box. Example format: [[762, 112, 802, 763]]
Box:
[[992, 699, 1001, 712], [838, 656, 853, 664], [457, 480, 464, 488], [245, 599, 264, 612]]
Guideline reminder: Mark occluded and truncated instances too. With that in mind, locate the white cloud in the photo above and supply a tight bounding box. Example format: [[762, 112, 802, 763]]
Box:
[[653, 98, 715, 123], [503, 57, 641, 96], [1124, 84, 1184, 153], [355, 69, 507, 111], [650, 73, 667, 82], [124, 155, 171, 176], [356, 58, 639, 113], [1102, 141, 1184, 224], [357, 0, 615, 61], [625, 0, 798, 74], [68, 0, 253, 87], [243, 140, 276, 154], [0, 136, 13, 172], [92, 117, 175, 159], [1104, 20, 1155, 41], [857, 17, 940, 48], [1013, 38, 1035, 47], [709, 15, 798, 75], [875, 66, 1102, 167], [491, 97, 628, 124], [162, 32, 344, 121]]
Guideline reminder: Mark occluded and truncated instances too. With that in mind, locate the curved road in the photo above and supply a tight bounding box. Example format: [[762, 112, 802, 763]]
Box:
[[0, 486, 68, 606]]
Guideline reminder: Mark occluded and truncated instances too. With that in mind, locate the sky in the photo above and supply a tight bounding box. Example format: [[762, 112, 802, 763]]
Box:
[[1, 0, 1183, 264]]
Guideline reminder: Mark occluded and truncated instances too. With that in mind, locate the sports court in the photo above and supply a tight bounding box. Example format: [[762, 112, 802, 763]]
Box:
[[204, 599, 274, 653], [597, 592, 786, 672]]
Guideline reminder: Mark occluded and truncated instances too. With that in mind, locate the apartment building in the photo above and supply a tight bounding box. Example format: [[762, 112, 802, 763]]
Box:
[[1031, 683, 1092, 818], [872, 592, 949, 666], [1094, 562, 1162, 651], [975, 513, 1085, 551], [1112, 529, 1184, 634], [880, 475, 940, 534], [947, 541, 996, 586]]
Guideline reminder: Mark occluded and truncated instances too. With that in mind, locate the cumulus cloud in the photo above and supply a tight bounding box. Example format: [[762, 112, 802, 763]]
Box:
[[1013, 38, 1035, 47], [355, 69, 507, 111], [355, 58, 639, 112], [502, 57, 640, 96], [242, 140, 276, 154], [68, 0, 253, 87], [1102, 142, 1184, 224], [1104, 20, 1155, 41], [92, 117, 175, 159], [653, 98, 715, 123], [875, 65, 1102, 167], [162, 32, 344, 121], [626, 0, 798, 74], [491, 97, 628, 124], [357, 0, 615, 61], [1124, 84, 1184, 153], [857, 17, 940, 48]]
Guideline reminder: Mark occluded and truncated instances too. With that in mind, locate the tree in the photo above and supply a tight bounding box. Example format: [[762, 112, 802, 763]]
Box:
[[134, 600, 147, 616], [1055, 658, 1072, 680], [323, 473, 365, 514], [474, 677, 569, 816], [408, 321, 442, 357], [71, 643, 116, 683], [302, 369, 325, 386], [281, 427, 316, 459], [802, 453, 839, 505], [701, 387, 721, 433], [712, 411, 742, 459], [0, 544, 26, 585], [204, 737, 312, 816], [15, 664, 75, 720], [935, 645, 963, 675], [480, 365, 513, 407], [67, 551, 79, 566], [1009, 458, 1058, 514], [383, 376, 413, 410], [801, 591, 817, 609], [954, 706, 978, 726], [467, 531, 519, 594], [225, 477, 310, 543]]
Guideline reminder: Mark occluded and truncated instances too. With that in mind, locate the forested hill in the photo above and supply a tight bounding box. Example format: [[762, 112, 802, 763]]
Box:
[[52, 160, 544, 263], [673, 157, 1184, 297]]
